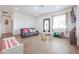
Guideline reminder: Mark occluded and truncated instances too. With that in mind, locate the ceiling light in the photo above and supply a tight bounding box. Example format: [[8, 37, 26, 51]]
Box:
[[35, 14, 37, 16], [56, 6, 60, 9], [3, 13, 9, 15], [14, 7, 18, 10], [34, 6, 38, 10]]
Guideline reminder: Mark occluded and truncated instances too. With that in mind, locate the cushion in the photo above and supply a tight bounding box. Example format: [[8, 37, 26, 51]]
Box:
[[29, 29, 33, 32], [32, 29, 36, 32], [23, 28, 29, 33], [53, 32, 60, 37]]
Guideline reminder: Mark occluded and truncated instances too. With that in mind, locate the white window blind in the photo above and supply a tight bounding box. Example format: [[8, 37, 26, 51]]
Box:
[[53, 14, 66, 29]]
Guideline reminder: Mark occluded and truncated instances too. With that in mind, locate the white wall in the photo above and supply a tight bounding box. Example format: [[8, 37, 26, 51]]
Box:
[[0, 23, 1, 38], [36, 8, 72, 35], [76, 6, 79, 47], [0, 12, 2, 38], [13, 12, 36, 35]]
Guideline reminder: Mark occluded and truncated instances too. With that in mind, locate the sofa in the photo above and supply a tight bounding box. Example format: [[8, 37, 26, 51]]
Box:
[[20, 28, 39, 38]]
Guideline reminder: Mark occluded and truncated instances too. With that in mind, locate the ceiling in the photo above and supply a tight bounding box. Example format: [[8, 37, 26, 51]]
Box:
[[0, 5, 73, 17]]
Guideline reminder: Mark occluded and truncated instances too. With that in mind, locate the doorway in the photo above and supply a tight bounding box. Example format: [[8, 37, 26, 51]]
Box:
[[43, 18, 50, 33], [1, 14, 13, 38]]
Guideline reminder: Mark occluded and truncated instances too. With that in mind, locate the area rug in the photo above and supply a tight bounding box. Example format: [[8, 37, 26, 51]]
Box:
[[0, 37, 20, 53]]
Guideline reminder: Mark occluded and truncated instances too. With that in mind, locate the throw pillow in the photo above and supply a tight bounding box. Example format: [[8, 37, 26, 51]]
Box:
[[23, 28, 29, 33], [32, 29, 36, 32], [29, 29, 33, 32]]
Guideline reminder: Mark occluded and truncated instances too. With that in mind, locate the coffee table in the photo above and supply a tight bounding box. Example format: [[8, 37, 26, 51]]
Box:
[[41, 34, 50, 41]]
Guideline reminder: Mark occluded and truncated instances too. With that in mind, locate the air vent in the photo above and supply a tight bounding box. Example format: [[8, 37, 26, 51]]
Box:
[[2, 12, 9, 15], [40, 5, 44, 8], [2, 12, 8, 14]]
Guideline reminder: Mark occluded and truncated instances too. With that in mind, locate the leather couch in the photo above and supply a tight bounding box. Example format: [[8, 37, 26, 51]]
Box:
[[20, 28, 39, 38]]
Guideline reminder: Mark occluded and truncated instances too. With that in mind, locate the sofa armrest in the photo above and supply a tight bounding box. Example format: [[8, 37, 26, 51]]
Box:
[[36, 30, 39, 34]]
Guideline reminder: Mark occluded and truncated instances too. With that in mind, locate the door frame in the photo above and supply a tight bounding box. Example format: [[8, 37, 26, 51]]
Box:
[[43, 18, 50, 32]]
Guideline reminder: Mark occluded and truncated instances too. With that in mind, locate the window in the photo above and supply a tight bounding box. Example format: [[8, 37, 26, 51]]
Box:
[[53, 14, 66, 29]]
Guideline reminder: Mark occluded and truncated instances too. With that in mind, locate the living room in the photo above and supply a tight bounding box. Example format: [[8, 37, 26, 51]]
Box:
[[0, 5, 79, 54]]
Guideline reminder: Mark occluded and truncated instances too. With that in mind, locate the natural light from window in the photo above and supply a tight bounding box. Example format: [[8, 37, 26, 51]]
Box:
[[53, 14, 66, 29]]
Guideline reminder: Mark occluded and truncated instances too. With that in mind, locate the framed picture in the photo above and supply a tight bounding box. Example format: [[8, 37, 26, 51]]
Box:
[[70, 8, 76, 23]]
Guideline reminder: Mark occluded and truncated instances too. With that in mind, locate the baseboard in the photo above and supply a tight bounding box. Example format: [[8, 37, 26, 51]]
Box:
[[77, 45, 79, 47], [77, 43, 79, 47]]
